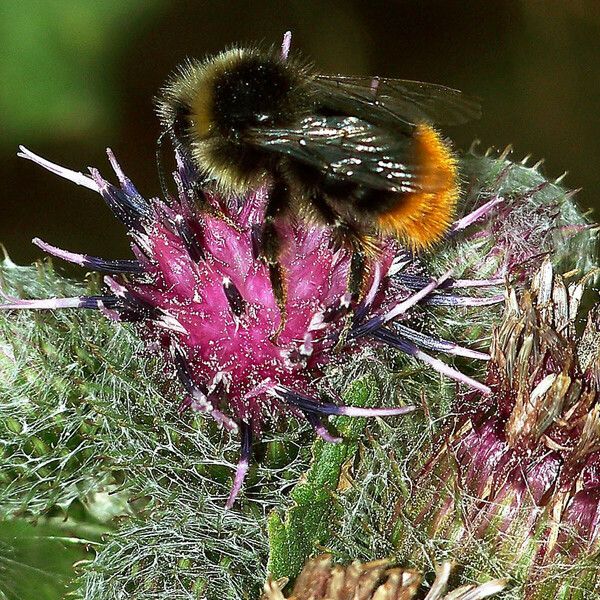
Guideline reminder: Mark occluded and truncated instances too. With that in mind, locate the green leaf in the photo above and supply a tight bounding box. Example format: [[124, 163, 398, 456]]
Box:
[[0, 518, 92, 600], [267, 376, 378, 581]]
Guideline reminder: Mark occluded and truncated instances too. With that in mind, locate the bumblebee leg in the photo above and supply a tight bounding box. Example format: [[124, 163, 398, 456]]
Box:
[[262, 179, 290, 341], [340, 226, 381, 302], [309, 195, 371, 350], [348, 244, 367, 301], [188, 180, 244, 232], [332, 231, 370, 350], [310, 194, 369, 302]]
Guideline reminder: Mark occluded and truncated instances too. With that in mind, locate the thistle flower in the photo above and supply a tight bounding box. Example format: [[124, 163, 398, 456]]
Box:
[[400, 260, 600, 597], [0, 146, 496, 507], [262, 555, 506, 600]]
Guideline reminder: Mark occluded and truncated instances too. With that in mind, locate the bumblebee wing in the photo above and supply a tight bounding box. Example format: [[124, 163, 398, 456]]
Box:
[[314, 75, 481, 127], [248, 115, 425, 193]]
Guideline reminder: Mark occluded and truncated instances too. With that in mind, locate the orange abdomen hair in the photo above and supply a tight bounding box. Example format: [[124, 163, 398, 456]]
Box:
[[377, 123, 458, 250]]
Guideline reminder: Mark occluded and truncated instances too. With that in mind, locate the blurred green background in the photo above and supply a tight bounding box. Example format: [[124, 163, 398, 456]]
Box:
[[1, 0, 599, 264]]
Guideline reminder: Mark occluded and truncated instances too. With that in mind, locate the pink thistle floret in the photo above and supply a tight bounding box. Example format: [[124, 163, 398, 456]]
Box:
[[135, 188, 355, 424], [2, 146, 496, 507]]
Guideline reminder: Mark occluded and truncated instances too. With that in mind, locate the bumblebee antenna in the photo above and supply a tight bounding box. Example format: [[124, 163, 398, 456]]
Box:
[[156, 127, 171, 199]]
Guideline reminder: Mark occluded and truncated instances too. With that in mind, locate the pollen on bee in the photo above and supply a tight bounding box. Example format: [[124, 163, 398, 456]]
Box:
[[377, 123, 459, 250]]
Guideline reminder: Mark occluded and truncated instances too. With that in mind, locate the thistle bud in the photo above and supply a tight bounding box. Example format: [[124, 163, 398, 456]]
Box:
[[399, 260, 600, 597]]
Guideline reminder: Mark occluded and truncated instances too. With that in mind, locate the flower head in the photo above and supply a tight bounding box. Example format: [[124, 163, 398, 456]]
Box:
[[405, 259, 600, 596], [1, 146, 497, 506]]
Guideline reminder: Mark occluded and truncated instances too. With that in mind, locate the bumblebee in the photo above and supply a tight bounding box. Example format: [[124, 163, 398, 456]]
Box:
[[156, 45, 480, 332]]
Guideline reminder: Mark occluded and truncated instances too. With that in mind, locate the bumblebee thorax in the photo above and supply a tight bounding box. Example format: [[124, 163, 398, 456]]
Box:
[[192, 49, 304, 139]]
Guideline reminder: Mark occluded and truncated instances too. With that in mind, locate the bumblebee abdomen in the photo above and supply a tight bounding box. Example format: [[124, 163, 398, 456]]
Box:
[[375, 123, 459, 250], [296, 122, 459, 251]]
